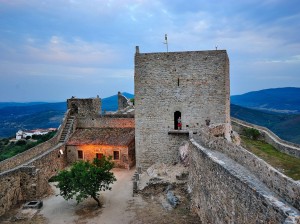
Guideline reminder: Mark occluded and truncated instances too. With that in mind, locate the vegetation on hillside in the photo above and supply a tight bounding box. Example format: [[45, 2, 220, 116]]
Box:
[[243, 127, 260, 140], [0, 131, 57, 162], [55, 156, 116, 207], [231, 104, 300, 144], [241, 135, 300, 180]]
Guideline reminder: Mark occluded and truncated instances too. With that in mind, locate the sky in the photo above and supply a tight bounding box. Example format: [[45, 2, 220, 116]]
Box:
[[0, 0, 299, 102]]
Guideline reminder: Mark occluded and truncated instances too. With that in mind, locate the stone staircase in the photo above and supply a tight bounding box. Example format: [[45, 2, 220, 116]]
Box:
[[59, 116, 75, 143]]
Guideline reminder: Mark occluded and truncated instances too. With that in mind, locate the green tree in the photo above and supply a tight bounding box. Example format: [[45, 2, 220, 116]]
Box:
[[244, 128, 260, 140], [56, 156, 116, 207]]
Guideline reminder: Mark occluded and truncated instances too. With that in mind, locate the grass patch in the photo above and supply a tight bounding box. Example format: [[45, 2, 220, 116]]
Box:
[[241, 136, 300, 180]]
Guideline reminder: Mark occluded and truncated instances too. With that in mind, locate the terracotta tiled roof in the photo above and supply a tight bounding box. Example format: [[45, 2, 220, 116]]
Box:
[[67, 128, 135, 146]]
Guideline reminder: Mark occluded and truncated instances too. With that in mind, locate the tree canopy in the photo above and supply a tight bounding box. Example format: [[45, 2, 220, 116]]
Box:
[[55, 156, 116, 207]]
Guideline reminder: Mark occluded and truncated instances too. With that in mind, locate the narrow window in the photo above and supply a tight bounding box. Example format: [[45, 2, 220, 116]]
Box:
[[174, 111, 182, 130], [96, 153, 103, 160], [177, 78, 180, 86], [77, 150, 83, 159], [113, 151, 120, 160]]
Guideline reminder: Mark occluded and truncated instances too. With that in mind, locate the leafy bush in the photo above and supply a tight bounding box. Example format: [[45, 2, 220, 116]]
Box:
[[56, 156, 116, 206], [243, 128, 260, 140], [16, 140, 26, 146]]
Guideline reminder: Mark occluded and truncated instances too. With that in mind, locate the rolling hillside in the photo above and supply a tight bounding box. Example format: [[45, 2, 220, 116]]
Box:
[[231, 104, 300, 144], [0, 89, 299, 144], [0, 93, 133, 138], [231, 87, 300, 114]]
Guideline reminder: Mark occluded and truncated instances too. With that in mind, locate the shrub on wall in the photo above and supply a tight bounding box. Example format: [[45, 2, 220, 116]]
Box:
[[243, 128, 260, 140]]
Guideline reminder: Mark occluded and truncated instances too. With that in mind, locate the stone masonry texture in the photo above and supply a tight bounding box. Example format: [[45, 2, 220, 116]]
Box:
[[134, 49, 230, 171], [67, 97, 101, 117], [188, 138, 300, 223]]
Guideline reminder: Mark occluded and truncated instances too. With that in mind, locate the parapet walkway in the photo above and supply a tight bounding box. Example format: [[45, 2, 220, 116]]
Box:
[[192, 139, 300, 223], [0, 143, 64, 175]]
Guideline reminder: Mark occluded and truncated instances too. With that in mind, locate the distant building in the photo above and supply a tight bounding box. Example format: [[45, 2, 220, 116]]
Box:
[[15, 128, 57, 140]]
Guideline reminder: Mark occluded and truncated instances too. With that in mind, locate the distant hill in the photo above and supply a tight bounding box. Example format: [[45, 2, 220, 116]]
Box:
[[0, 102, 47, 109], [231, 87, 300, 114], [0, 92, 133, 138], [0, 102, 67, 138], [231, 104, 300, 144], [0, 90, 299, 144]]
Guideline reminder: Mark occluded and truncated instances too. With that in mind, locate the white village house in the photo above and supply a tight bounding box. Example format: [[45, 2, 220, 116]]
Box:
[[16, 128, 56, 140]]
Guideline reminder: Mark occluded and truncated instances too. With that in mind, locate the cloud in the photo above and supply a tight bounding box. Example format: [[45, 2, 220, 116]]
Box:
[[0, 0, 299, 100], [0, 36, 121, 67]]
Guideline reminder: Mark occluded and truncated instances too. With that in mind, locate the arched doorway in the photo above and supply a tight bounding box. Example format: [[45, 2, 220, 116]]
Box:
[[174, 111, 181, 130]]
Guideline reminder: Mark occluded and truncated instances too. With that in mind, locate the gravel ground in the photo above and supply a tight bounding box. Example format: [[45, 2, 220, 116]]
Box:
[[0, 168, 200, 224]]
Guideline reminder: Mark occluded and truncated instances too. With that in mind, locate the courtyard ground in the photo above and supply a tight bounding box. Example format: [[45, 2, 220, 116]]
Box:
[[0, 168, 200, 224]]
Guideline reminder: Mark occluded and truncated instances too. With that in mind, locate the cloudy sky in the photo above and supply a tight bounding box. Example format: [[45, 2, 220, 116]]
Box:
[[0, 0, 299, 102]]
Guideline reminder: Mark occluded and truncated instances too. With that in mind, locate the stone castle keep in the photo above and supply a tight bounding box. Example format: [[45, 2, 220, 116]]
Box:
[[135, 47, 231, 170], [0, 47, 300, 223]]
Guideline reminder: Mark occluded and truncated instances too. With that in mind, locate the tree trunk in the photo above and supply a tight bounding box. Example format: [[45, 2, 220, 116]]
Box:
[[91, 195, 101, 207]]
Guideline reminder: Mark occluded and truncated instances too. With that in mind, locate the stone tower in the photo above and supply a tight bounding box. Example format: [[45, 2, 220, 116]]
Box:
[[134, 47, 231, 171], [67, 96, 101, 117]]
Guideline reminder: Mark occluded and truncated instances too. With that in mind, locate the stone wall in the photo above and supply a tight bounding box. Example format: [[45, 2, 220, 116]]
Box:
[[193, 130, 300, 211], [0, 110, 71, 173], [76, 117, 135, 129], [127, 140, 135, 169], [135, 49, 230, 171], [188, 138, 300, 223], [232, 118, 300, 158], [0, 143, 67, 216], [67, 96, 101, 117], [0, 110, 71, 216]]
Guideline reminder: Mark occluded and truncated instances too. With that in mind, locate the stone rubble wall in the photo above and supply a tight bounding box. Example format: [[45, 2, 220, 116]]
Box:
[[193, 130, 300, 211], [0, 143, 67, 216], [232, 117, 300, 158], [188, 138, 300, 223], [0, 168, 25, 216], [76, 117, 135, 129], [0, 110, 71, 173]]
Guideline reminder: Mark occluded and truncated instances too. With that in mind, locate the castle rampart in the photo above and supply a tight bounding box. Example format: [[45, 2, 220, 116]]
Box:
[[188, 136, 300, 223], [192, 129, 300, 211], [0, 109, 71, 173], [232, 117, 300, 158], [0, 142, 67, 216]]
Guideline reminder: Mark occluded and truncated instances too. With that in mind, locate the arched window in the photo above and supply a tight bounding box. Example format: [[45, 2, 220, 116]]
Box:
[[174, 111, 181, 130]]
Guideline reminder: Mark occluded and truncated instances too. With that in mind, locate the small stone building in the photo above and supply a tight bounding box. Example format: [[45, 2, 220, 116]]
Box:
[[66, 128, 135, 169]]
